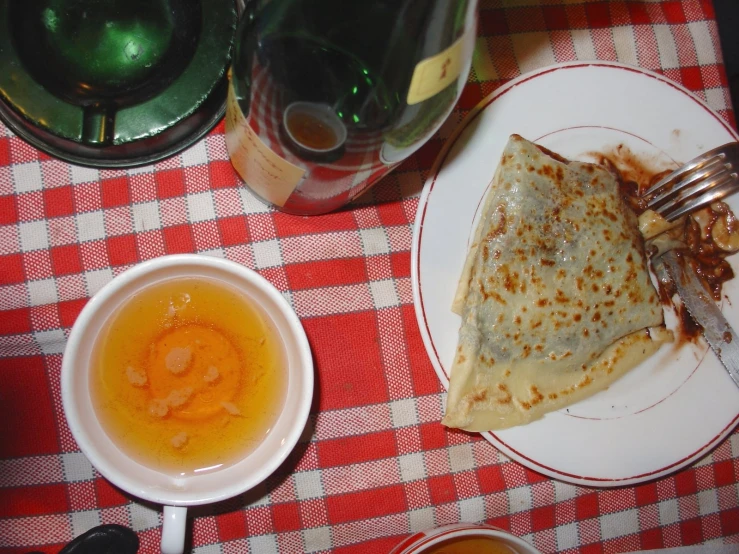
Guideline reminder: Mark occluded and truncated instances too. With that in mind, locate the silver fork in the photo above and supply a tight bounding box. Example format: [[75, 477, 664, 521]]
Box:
[[642, 141, 739, 221]]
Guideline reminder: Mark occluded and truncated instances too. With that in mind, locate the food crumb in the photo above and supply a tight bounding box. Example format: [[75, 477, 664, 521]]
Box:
[[166, 387, 193, 408], [170, 432, 188, 449], [221, 402, 241, 416], [149, 399, 169, 418], [165, 346, 192, 374], [125, 365, 147, 387], [204, 365, 220, 383]]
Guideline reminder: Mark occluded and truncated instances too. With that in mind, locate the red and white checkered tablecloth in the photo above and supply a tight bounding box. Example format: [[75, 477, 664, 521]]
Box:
[[1, 1, 738, 553]]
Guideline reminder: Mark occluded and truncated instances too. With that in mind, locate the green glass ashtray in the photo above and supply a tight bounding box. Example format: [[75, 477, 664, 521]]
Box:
[[0, 0, 237, 168]]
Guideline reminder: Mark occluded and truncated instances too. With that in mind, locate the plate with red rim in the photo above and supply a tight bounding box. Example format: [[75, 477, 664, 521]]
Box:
[[411, 61, 739, 487]]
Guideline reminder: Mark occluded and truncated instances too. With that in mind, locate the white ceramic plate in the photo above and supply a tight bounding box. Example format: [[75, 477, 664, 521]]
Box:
[[412, 62, 739, 487]]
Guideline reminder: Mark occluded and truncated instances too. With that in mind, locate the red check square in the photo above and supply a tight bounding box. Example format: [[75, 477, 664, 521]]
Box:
[[419, 422, 448, 451], [0, 195, 17, 224], [326, 485, 406, 524], [58, 298, 88, 328], [0, 484, 70, 517], [163, 224, 195, 254], [530, 505, 556, 532], [675, 471, 698, 496], [217, 511, 248, 543], [156, 169, 186, 198], [586, 3, 611, 27], [107, 234, 138, 266], [272, 502, 302, 532], [428, 474, 456, 504], [0, 253, 25, 284], [101, 177, 131, 208], [51, 244, 83, 275], [378, 202, 408, 228], [679, 518, 703, 544], [479, 8, 508, 35], [302, 312, 388, 410], [0, 356, 58, 457], [477, 464, 506, 495], [217, 216, 249, 246], [635, 483, 659, 506], [95, 478, 129, 508], [662, 1, 686, 23], [317, 430, 398, 468], [0, 307, 32, 334], [640, 528, 664, 550], [390, 252, 410, 278], [0, 137, 9, 166], [681, 66, 703, 91], [720, 507, 739, 534], [543, 6, 568, 30], [576, 494, 600, 520], [208, 160, 239, 189]]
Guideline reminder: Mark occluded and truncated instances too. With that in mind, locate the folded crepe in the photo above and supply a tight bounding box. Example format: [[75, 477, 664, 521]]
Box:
[[443, 135, 668, 432]]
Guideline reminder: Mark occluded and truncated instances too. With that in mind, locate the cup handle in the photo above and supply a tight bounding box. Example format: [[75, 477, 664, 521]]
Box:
[[161, 505, 187, 554]]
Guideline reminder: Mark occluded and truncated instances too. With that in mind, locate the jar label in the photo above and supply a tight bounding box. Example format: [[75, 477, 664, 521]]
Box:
[[225, 83, 305, 207], [406, 32, 468, 106]]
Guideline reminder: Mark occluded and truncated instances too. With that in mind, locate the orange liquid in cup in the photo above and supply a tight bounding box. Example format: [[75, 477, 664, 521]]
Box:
[[90, 277, 286, 476], [285, 110, 339, 151], [423, 536, 517, 554]]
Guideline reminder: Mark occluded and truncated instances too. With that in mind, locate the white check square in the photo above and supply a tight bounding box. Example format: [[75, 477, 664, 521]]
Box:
[[76, 211, 106, 242], [35, 329, 66, 354], [398, 453, 425, 483], [390, 398, 418, 428], [369, 279, 399, 309], [181, 140, 209, 167], [303, 526, 331, 553], [85, 268, 114, 296], [19, 220, 49, 252], [187, 192, 217, 222], [27, 278, 58, 306], [459, 496, 484, 522], [360, 228, 390, 256], [252, 239, 283, 269], [70, 164, 100, 184], [62, 452, 94, 482], [12, 162, 43, 193], [129, 502, 160, 532], [132, 201, 162, 232], [294, 470, 324, 500], [71, 510, 101, 538], [248, 535, 278, 554]]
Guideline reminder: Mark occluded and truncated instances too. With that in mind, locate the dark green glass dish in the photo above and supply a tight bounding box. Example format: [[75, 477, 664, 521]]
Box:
[[0, 0, 237, 168]]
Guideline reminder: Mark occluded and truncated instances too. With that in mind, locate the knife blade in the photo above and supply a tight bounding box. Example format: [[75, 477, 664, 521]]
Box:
[[656, 250, 739, 387]]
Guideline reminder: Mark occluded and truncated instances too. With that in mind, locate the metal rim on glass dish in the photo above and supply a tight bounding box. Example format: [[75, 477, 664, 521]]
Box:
[[0, 0, 237, 168]]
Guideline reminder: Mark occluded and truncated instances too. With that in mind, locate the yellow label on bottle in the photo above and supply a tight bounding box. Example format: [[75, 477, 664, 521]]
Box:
[[225, 83, 305, 208], [406, 34, 466, 106]]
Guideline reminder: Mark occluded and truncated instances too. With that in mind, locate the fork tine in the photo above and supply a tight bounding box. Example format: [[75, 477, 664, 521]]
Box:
[[642, 142, 739, 197], [659, 171, 739, 221], [646, 157, 725, 208]]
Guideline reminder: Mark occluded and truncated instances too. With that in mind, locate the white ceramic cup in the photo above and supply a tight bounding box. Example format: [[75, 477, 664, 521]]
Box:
[[61, 255, 314, 554], [389, 523, 542, 554]]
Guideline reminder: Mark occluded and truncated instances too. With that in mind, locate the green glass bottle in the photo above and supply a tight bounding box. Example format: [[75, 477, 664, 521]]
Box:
[[226, 0, 478, 215]]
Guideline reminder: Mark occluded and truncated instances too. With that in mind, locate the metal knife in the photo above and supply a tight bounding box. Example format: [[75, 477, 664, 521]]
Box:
[[655, 250, 739, 387]]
